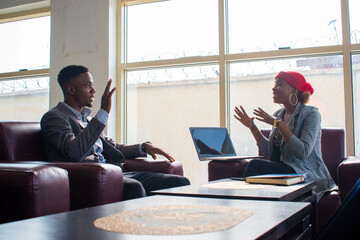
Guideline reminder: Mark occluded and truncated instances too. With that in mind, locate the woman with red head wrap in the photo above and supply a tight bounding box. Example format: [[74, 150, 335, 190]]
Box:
[[234, 71, 335, 201]]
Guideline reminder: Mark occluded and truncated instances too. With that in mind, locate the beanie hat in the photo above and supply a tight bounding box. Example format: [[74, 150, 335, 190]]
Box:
[[275, 71, 314, 95]]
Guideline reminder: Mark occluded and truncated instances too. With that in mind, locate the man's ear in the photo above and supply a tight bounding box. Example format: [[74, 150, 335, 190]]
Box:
[[66, 84, 76, 96]]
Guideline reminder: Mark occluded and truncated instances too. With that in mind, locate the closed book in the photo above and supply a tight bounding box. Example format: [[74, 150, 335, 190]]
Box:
[[245, 173, 306, 186]]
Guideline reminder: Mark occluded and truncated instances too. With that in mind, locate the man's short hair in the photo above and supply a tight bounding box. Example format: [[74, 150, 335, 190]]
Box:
[[57, 65, 89, 88]]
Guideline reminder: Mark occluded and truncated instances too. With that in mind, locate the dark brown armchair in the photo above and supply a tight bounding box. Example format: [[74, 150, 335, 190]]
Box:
[[208, 128, 360, 232], [0, 121, 184, 213]]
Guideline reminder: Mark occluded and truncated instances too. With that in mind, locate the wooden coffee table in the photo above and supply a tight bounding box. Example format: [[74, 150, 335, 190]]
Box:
[[152, 179, 317, 234], [0, 195, 311, 240], [152, 179, 316, 201]]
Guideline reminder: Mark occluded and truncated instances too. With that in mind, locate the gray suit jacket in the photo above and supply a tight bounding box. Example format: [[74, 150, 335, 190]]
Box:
[[40, 102, 145, 165], [257, 103, 336, 197]]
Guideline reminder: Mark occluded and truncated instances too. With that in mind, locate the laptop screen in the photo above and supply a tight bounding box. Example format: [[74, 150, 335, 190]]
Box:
[[189, 127, 237, 159]]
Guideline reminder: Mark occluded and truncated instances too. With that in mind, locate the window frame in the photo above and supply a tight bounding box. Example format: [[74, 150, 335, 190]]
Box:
[[118, 0, 360, 156]]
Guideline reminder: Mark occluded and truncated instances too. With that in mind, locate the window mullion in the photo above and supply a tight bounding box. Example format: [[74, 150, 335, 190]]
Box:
[[341, 0, 354, 156], [218, 0, 227, 128]]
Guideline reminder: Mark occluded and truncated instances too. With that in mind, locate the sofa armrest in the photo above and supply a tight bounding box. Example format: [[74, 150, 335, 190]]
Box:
[[317, 190, 342, 232], [0, 163, 70, 223], [15, 161, 124, 210], [208, 159, 250, 181], [338, 156, 360, 201], [49, 162, 124, 210], [123, 158, 183, 176]]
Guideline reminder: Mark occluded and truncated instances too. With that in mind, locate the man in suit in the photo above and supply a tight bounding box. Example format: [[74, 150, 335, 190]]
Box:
[[41, 65, 190, 200]]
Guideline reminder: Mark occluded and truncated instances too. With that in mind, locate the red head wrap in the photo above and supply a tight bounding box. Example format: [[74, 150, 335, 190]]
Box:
[[275, 71, 314, 95]]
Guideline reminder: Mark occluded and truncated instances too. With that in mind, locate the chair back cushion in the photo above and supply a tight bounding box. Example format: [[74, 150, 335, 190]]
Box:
[[321, 128, 345, 183], [260, 128, 345, 183], [0, 121, 48, 162]]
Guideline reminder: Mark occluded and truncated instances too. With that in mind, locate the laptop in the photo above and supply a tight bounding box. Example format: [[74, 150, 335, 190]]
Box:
[[189, 127, 261, 161]]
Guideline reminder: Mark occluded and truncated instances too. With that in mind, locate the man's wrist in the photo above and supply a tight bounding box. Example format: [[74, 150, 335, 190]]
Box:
[[141, 141, 152, 153], [94, 108, 109, 125]]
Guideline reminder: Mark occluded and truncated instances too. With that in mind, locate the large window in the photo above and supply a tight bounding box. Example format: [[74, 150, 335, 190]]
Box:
[[120, 0, 360, 184], [230, 56, 345, 155], [0, 12, 50, 121]]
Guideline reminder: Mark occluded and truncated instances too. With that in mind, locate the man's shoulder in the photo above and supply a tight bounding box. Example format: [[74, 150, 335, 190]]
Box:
[[41, 102, 72, 124]]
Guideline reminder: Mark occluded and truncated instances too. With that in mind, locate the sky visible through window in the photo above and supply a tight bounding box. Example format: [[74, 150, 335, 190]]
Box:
[[0, 16, 50, 73], [0, 16, 50, 93], [228, 0, 342, 52], [349, 0, 360, 44], [127, 0, 218, 62]]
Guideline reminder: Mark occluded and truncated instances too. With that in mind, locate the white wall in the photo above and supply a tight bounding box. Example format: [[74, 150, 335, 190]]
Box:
[[50, 0, 117, 137]]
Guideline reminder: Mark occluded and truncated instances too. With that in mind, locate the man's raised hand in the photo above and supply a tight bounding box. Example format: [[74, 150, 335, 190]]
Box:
[[101, 79, 116, 113]]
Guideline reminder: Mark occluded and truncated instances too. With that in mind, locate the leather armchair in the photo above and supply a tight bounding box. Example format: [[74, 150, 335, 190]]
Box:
[[0, 121, 184, 210], [0, 163, 70, 223], [207, 128, 360, 232], [0, 121, 124, 211]]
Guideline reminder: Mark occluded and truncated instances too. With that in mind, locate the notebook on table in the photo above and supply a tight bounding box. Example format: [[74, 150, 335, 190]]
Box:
[[244, 173, 307, 186], [189, 127, 261, 161]]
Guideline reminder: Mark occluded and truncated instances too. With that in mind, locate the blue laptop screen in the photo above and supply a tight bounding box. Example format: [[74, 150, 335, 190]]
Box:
[[189, 127, 236, 158]]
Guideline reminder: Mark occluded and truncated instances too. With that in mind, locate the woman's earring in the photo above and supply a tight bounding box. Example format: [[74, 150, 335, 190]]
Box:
[[289, 93, 298, 106]]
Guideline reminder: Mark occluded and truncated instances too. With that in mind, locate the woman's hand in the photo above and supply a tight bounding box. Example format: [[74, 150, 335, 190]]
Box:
[[253, 107, 275, 126], [234, 106, 254, 128]]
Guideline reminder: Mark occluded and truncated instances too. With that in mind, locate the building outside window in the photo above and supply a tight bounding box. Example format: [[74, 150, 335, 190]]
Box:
[[119, 0, 359, 184]]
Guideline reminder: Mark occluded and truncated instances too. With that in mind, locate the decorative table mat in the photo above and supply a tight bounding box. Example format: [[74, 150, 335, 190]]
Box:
[[94, 204, 252, 235], [202, 180, 273, 189]]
